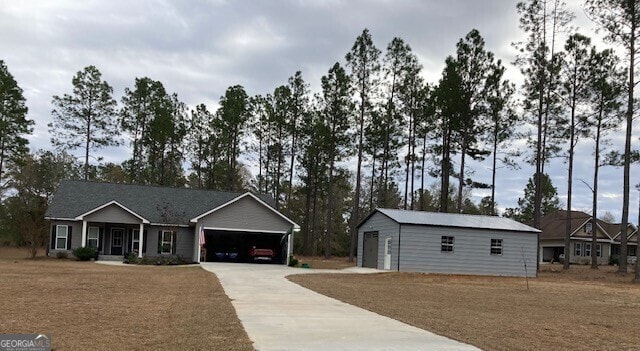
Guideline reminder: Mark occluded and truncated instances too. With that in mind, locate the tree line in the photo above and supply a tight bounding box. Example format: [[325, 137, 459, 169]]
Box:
[[0, 1, 638, 282]]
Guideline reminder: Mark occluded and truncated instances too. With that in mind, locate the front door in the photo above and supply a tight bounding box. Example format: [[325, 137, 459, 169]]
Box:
[[111, 228, 124, 255], [384, 237, 392, 270]]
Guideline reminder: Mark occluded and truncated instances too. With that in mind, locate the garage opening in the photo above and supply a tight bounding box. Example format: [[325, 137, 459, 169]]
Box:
[[542, 246, 564, 263], [203, 229, 286, 264]]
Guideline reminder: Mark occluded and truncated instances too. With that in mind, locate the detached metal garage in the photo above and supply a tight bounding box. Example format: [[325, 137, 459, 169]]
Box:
[[357, 209, 539, 277]]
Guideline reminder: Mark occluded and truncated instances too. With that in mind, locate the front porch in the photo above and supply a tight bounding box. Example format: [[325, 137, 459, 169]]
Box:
[[80, 221, 147, 259]]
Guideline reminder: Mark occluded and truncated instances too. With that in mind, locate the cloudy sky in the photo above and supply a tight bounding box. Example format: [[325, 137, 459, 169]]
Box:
[[1, 0, 638, 222]]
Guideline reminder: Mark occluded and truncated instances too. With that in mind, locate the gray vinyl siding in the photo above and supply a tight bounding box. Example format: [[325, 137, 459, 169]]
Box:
[[197, 196, 292, 233], [144, 226, 194, 260], [83, 204, 143, 224], [399, 225, 537, 277], [48, 220, 82, 256], [357, 212, 400, 269]]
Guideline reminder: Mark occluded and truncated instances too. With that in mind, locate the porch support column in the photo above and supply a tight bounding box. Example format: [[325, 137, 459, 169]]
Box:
[[195, 224, 202, 263], [81, 220, 87, 248], [138, 223, 144, 258]]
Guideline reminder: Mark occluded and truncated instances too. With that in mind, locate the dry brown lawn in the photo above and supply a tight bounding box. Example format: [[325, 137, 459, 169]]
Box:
[[293, 255, 356, 270], [0, 247, 253, 351], [289, 264, 640, 351]]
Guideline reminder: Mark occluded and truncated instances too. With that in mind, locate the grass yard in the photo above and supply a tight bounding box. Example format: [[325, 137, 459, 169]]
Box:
[[0, 247, 253, 351], [289, 264, 640, 351]]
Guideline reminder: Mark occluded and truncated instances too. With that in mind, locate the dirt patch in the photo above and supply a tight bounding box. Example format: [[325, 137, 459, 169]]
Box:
[[0, 255, 254, 351], [289, 265, 640, 351], [293, 255, 356, 270]]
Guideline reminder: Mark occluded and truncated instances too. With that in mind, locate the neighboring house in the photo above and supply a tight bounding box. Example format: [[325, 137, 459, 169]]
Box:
[[539, 210, 638, 265], [357, 208, 539, 277], [45, 180, 299, 263]]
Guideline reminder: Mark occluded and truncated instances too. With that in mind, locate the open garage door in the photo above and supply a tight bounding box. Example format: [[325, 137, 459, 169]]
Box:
[[203, 229, 287, 264]]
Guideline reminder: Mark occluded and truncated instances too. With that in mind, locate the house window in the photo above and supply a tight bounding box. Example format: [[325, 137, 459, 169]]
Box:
[[161, 230, 175, 254], [630, 246, 637, 257], [55, 225, 68, 250], [585, 222, 593, 233], [441, 236, 454, 253], [132, 230, 140, 252], [574, 243, 582, 256], [597, 244, 602, 257], [87, 227, 99, 249], [585, 243, 592, 257], [490, 239, 503, 255]]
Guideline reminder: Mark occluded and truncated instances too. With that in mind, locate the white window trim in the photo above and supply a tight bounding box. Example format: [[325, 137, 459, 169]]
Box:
[[87, 227, 100, 249], [161, 230, 175, 254], [132, 229, 140, 252], [441, 236, 454, 253], [575, 243, 582, 256], [585, 243, 592, 257], [596, 244, 602, 257], [55, 225, 68, 250], [490, 239, 503, 256]]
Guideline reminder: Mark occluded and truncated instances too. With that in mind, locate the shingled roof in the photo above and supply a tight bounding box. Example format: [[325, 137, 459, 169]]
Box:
[[45, 180, 275, 225], [540, 210, 637, 242]]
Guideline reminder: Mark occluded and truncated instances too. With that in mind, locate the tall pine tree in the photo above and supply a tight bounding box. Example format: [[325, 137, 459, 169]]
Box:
[[0, 60, 32, 193], [49, 66, 119, 180]]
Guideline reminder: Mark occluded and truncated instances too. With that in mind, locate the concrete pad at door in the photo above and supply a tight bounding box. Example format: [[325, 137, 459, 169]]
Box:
[[200, 263, 480, 351]]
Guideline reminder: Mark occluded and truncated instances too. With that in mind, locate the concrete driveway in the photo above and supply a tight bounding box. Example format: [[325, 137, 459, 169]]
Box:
[[200, 262, 480, 351]]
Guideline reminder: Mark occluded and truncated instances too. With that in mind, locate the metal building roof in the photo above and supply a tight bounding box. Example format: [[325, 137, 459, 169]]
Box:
[[362, 208, 540, 233]]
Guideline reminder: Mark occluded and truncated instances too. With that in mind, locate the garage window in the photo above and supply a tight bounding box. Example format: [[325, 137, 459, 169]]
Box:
[[441, 236, 454, 253], [490, 239, 503, 255]]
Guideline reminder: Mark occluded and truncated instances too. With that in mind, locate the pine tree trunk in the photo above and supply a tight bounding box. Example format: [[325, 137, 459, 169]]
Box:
[[311, 183, 319, 256], [302, 179, 312, 256], [349, 96, 365, 262], [564, 92, 576, 271], [325, 158, 335, 260], [621, 16, 635, 274], [440, 124, 451, 213], [457, 137, 466, 213], [404, 113, 412, 210], [410, 113, 417, 210], [84, 115, 91, 180], [287, 124, 297, 205], [591, 105, 603, 270], [491, 125, 498, 216], [420, 131, 427, 211], [369, 154, 376, 211]]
